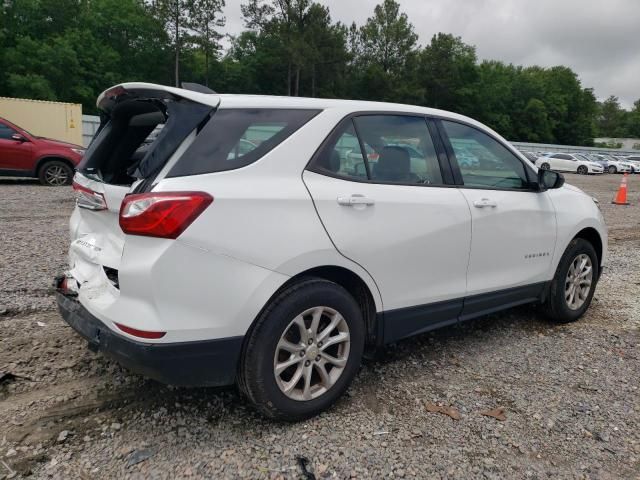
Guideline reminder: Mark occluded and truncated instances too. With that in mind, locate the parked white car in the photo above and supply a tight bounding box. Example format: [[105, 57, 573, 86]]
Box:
[[535, 153, 604, 174], [56, 83, 607, 419], [624, 155, 640, 172], [612, 155, 638, 173]]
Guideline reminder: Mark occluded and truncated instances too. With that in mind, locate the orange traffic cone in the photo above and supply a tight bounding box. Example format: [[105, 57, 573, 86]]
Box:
[[612, 173, 630, 205]]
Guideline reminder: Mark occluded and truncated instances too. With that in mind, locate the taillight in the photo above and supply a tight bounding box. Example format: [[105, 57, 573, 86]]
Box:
[[73, 181, 107, 211], [119, 191, 213, 239]]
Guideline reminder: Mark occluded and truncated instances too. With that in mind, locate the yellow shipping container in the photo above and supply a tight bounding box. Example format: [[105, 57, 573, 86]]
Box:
[[0, 97, 82, 145]]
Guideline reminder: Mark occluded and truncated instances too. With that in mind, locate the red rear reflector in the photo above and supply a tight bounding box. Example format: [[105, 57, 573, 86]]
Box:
[[119, 191, 213, 239], [73, 181, 107, 211], [114, 322, 166, 339]]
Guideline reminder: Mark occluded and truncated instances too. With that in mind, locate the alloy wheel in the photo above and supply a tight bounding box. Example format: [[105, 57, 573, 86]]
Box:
[[44, 165, 69, 186], [541, 163, 550, 170], [577, 166, 588, 175], [564, 254, 593, 310], [273, 306, 350, 401]]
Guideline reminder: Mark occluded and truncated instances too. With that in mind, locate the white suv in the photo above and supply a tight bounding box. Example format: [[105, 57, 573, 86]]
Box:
[[56, 83, 607, 420]]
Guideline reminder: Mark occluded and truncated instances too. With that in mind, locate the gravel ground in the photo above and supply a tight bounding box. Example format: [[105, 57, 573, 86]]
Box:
[[0, 174, 639, 479]]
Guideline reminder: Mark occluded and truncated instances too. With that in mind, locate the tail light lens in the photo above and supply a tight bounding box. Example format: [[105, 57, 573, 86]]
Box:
[[73, 181, 107, 211], [119, 191, 213, 239]]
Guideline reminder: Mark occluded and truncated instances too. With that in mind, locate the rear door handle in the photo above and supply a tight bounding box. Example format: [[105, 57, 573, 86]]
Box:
[[337, 194, 375, 206], [473, 198, 497, 208]]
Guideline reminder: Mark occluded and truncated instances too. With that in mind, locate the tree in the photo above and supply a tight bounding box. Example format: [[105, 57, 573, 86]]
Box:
[[419, 33, 478, 112], [626, 99, 640, 138], [519, 99, 553, 143], [597, 95, 626, 137], [241, 0, 311, 95], [152, 0, 192, 86], [358, 0, 418, 74], [301, 4, 348, 97], [188, 0, 225, 87], [0, 0, 624, 146], [239, 0, 348, 97], [1, 0, 171, 112]]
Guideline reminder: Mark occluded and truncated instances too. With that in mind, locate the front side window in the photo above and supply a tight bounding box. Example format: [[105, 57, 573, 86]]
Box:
[[0, 123, 17, 140], [442, 120, 530, 190]]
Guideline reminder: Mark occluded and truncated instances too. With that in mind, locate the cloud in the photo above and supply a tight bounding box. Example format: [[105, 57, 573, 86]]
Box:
[[222, 0, 640, 108]]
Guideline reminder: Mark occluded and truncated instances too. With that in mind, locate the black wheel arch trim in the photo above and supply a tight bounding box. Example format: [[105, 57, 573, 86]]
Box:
[[34, 155, 76, 176]]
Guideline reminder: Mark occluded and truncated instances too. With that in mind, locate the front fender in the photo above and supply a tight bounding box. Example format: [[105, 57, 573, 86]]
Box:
[[548, 185, 608, 274]]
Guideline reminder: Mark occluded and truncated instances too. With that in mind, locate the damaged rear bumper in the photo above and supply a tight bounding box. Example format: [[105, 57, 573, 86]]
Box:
[[55, 277, 243, 387]]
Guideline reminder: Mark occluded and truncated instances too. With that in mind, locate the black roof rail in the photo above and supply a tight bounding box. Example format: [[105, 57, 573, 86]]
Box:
[[181, 82, 217, 94]]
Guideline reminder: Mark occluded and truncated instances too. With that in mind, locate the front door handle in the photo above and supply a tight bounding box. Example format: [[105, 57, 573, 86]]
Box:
[[337, 194, 375, 206], [473, 198, 497, 208]]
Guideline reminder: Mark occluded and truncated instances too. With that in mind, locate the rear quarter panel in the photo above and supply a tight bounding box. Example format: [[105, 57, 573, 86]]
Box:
[[153, 108, 384, 313]]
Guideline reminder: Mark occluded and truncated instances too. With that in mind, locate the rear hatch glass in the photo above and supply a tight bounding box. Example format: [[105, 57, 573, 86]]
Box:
[[70, 86, 319, 281], [79, 95, 214, 188]]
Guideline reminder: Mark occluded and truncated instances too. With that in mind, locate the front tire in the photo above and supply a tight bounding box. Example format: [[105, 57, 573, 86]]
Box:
[[540, 162, 551, 170], [577, 165, 588, 175], [239, 278, 365, 420], [543, 238, 599, 323], [608, 165, 617, 174], [38, 160, 73, 186]]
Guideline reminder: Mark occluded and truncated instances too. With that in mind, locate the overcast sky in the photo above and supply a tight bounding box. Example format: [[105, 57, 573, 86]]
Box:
[[222, 0, 640, 108]]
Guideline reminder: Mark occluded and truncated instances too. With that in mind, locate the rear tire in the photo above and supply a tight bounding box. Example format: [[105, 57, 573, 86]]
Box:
[[38, 160, 73, 186], [608, 165, 617, 174], [577, 165, 588, 175], [543, 238, 599, 323], [239, 278, 365, 420]]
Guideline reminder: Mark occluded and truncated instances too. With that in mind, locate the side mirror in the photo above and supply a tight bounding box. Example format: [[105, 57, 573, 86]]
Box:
[[537, 168, 564, 191], [11, 133, 27, 142]]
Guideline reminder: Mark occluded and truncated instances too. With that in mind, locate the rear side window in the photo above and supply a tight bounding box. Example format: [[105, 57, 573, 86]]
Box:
[[168, 109, 320, 177], [310, 114, 444, 185]]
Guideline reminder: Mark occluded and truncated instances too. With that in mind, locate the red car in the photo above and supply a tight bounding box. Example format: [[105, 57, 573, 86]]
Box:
[[0, 117, 84, 185]]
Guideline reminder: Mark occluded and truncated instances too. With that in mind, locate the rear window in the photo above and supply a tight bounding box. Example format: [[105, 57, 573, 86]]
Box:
[[79, 98, 212, 185], [167, 109, 320, 178]]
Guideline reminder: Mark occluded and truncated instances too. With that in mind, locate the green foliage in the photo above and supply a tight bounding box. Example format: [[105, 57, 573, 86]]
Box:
[[1, 0, 171, 112], [358, 0, 418, 74], [593, 141, 622, 149], [420, 33, 478, 112], [0, 0, 635, 145]]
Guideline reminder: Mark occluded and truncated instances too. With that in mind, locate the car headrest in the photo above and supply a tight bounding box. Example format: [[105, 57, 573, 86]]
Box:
[[374, 146, 410, 178]]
